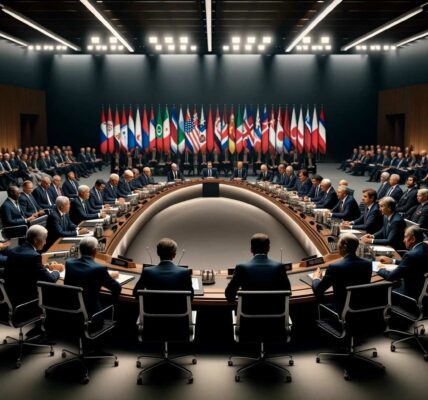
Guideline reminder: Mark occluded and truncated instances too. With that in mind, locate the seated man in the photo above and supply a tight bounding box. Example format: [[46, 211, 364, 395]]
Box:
[[18, 181, 44, 219], [61, 171, 80, 199], [376, 172, 391, 200], [315, 179, 339, 210], [64, 237, 121, 318], [361, 196, 406, 251], [201, 161, 219, 179], [140, 167, 157, 186], [231, 161, 247, 181], [49, 175, 63, 201], [296, 169, 312, 197], [384, 174, 403, 203], [32, 176, 55, 211], [330, 185, 361, 221], [304, 174, 323, 202], [1, 186, 35, 227], [225, 233, 291, 302], [104, 173, 121, 203], [70, 185, 106, 225], [377, 226, 428, 298], [409, 188, 428, 230], [312, 233, 372, 312], [396, 176, 418, 217], [284, 166, 298, 190], [117, 170, 135, 198], [133, 238, 193, 298], [272, 163, 287, 185], [89, 179, 108, 211], [167, 163, 185, 182], [256, 164, 273, 182]]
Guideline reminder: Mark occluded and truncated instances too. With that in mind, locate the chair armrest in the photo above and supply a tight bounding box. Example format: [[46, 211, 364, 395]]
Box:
[[392, 291, 418, 305], [14, 298, 39, 313], [318, 303, 341, 321], [89, 304, 115, 323]]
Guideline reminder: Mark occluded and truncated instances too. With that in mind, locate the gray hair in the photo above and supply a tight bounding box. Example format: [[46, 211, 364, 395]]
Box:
[[321, 178, 331, 186], [379, 196, 396, 211], [78, 185, 90, 195], [123, 169, 134, 178], [110, 173, 119, 181], [418, 188, 428, 199], [79, 236, 99, 256], [26, 225, 48, 244], [380, 172, 390, 180], [56, 196, 70, 209], [338, 233, 359, 255]]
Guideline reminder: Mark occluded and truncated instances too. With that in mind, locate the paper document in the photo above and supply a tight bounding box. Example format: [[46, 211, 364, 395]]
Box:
[[340, 229, 362, 234], [370, 245, 394, 253], [85, 219, 104, 224], [372, 261, 397, 273], [62, 237, 83, 242], [192, 277, 200, 291], [77, 231, 94, 237]]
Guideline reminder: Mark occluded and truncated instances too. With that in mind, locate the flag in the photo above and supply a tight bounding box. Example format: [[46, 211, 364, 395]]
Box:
[[199, 106, 207, 153], [178, 106, 186, 154], [142, 106, 150, 152], [100, 107, 107, 154], [228, 106, 236, 154], [149, 106, 156, 152], [244, 106, 254, 152], [235, 105, 243, 154], [268, 106, 276, 155], [191, 106, 200, 153], [113, 106, 121, 152], [214, 106, 222, 154], [120, 106, 128, 153], [276, 106, 284, 154], [261, 105, 269, 155], [319, 107, 327, 154], [170, 106, 178, 155], [254, 106, 261, 153], [304, 107, 312, 153], [206, 105, 214, 153], [156, 105, 163, 153], [221, 106, 228, 152], [127, 106, 135, 151], [107, 106, 114, 154], [163, 105, 171, 154], [184, 106, 198, 154], [135, 106, 142, 150], [311, 105, 319, 154], [283, 106, 292, 153], [297, 105, 304, 154]]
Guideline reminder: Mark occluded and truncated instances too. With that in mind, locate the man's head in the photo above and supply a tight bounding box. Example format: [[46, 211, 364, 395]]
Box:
[[320, 178, 331, 192], [157, 238, 177, 261], [40, 176, 51, 190], [406, 176, 416, 188], [52, 175, 61, 187], [380, 172, 390, 183], [123, 170, 134, 182], [403, 226, 424, 250], [338, 179, 348, 187], [311, 175, 323, 186], [67, 171, 76, 181], [95, 179, 106, 192], [207, 162, 213, 169], [171, 163, 178, 172], [379, 196, 396, 217], [338, 233, 359, 257], [109, 173, 120, 185], [143, 167, 152, 177], [389, 174, 400, 186], [79, 236, 99, 258], [26, 225, 48, 251], [22, 180, 33, 194], [362, 188, 377, 206], [278, 164, 285, 174], [417, 188, 428, 204], [336, 185, 349, 201], [237, 161, 243, 170], [250, 233, 270, 255], [285, 166, 294, 176], [260, 164, 268, 173], [299, 169, 309, 182], [78, 185, 90, 200], [56, 196, 70, 213], [7, 186, 20, 201]]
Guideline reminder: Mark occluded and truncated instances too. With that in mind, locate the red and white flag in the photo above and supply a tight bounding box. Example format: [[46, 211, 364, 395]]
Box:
[[276, 106, 284, 154], [297, 105, 304, 154], [311, 105, 319, 154]]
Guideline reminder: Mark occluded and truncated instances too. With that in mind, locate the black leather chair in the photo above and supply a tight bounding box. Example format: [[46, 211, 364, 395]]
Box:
[[228, 290, 293, 383], [0, 279, 54, 368], [37, 281, 118, 384], [315, 281, 392, 380], [0, 222, 28, 241], [136, 289, 197, 384], [386, 272, 428, 361]]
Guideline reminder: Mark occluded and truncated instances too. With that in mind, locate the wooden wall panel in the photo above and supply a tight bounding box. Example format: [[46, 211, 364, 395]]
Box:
[[378, 83, 428, 152], [0, 84, 46, 151]]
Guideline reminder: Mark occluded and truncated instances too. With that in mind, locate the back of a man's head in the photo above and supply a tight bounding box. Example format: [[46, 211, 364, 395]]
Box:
[[338, 234, 359, 256], [157, 238, 177, 261], [251, 233, 270, 255], [79, 237, 98, 257]]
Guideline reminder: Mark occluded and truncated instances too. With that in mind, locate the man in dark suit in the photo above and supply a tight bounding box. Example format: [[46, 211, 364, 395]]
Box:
[[272, 164, 287, 185], [18, 180, 44, 218], [383, 174, 403, 203], [104, 174, 121, 203], [1, 186, 35, 227], [225, 233, 291, 302], [376, 172, 391, 199], [133, 238, 193, 298], [70, 185, 106, 225], [64, 236, 121, 318], [409, 189, 428, 229], [312, 234, 372, 312], [396, 176, 418, 216], [361, 196, 406, 251], [284, 166, 298, 190], [167, 163, 185, 182], [49, 175, 63, 201], [256, 164, 273, 182], [140, 167, 157, 186], [117, 170, 135, 198], [304, 175, 323, 201], [230, 161, 248, 181], [343, 188, 383, 234], [377, 226, 428, 298], [296, 169, 312, 197], [201, 161, 219, 179], [61, 171, 80, 199], [89, 179, 107, 210], [32, 176, 55, 211], [315, 179, 339, 210], [330, 186, 361, 221]]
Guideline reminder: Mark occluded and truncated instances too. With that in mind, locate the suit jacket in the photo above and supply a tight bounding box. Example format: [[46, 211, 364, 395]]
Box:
[[117, 177, 133, 197], [49, 184, 63, 201], [70, 197, 99, 225], [64, 256, 121, 317], [377, 182, 391, 200], [312, 254, 372, 312], [296, 178, 312, 197], [45, 208, 77, 248], [272, 172, 289, 185], [140, 174, 156, 186], [331, 195, 361, 221], [396, 187, 418, 214], [18, 193, 41, 217], [103, 182, 119, 202], [231, 168, 247, 180], [285, 174, 298, 190], [316, 187, 339, 210], [373, 213, 406, 250], [32, 185, 54, 210], [4, 242, 59, 305], [256, 171, 273, 182], [410, 202, 428, 229], [88, 187, 104, 210], [167, 170, 185, 182], [225, 254, 291, 302], [384, 185, 403, 202], [201, 168, 219, 179], [352, 203, 383, 234], [133, 260, 194, 299], [61, 179, 79, 199], [307, 184, 322, 201], [1, 198, 26, 226]]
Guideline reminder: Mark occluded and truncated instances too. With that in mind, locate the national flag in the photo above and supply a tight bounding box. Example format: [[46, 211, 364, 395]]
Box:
[[304, 107, 312, 153], [235, 105, 243, 154], [170, 106, 178, 155], [244, 106, 254, 152], [311, 105, 319, 154], [100, 107, 108, 154], [163, 105, 170, 154], [221, 106, 228, 152], [142, 106, 150, 152], [261, 105, 269, 155], [254, 106, 261, 153], [290, 106, 297, 150], [127, 106, 136, 151], [228, 106, 236, 154], [156, 105, 163, 153], [283, 106, 292, 153], [113, 106, 121, 152], [120, 106, 128, 153], [268, 106, 276, 155], [107, 106, 115, 154], [135, 106, 142, 150], [214, 106, 222, 154], [191, 106, 200, 153], [149, 106, 156, 152], [178, 106, 186, 154], [206, 105, 214, 153], [297, 105, 304, 154], [319, 107, 327, 154], [199, 106, 207, 153], [184, 106, 199, 154], [276, 106, 284, 154]]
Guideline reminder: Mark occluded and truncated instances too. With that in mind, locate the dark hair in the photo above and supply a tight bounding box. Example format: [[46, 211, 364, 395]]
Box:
[[300, 169, 309, 177], [251, 233, 270, 254], [313, 174, 323, 182], [406, 226, 424, 243], [338, 234, 359, 255], [363, 188, 377, 201], [157, 238, 178, 260], [95, 179, 106, 187]]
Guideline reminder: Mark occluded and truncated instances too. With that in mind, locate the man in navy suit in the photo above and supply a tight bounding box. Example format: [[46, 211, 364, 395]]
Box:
[[133, 238, 193, 298], [70, 185, 106, 225], [64, 237, 121, 318], [231, 161, 248, 181], [315, 179, 339, 210], [256, 164, 273, 182], [140, 167, 157, 186], [167, 163, 185, 182], [296, 169, 312, 197], [117, 169, 135, 198], [89, 179, 107, 210], [104, 174, 121, 203], [376, 172, 391, 199], [32, 176, 55, 211], [18, 181, 44, 218], [383, 174, 403, 203], [284, 166, 298, 190], [343, 188, 383, 234], [49, 175, 63, 201], [61, 171, 80, 199], [304, 175, 323, 201], [312, 234, 372, 312], [409, 189, 428, 229], [1, 186, 35, 227], [396, 176, 418, 217], [225, 233, 291, 302], [361, 196, 406, 251], [272, 164, 287, 185], [201, 161, 219, 179], [377, 226, 428, 298], [330, 186, 361, 221]]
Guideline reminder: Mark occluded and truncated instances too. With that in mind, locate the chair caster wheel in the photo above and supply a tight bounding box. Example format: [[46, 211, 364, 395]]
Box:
[[391, 345, 396, 352], [286, 375, 292, 383], [61, 351, 67, 358], [15, 361, 21, 369], [3, 339, 7, 344], [424, 354, 428, 362], [289, 359, 294, 366], [136, 361, 142, 368], [228, 360, 233, 366], [344, 371, 351, 381], [373, 351, 377, 358], [137, 378, 143, 385], [50, 351, 54, 357], [188, 377, 193, 384], [81, 376, 89, 385], [316, 357, 320, 363], [192, 358, 197, 365], [235, 375, 240, 382], [114, 360, 119, 367]]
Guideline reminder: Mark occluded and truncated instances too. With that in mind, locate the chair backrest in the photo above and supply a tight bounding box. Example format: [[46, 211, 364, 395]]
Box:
[[0, 279, 13, 324], [1, 224, 28, 240], [417, 273, 428, 315]]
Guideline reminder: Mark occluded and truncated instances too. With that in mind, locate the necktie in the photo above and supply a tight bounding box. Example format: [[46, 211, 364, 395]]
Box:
[[56, 186, 61, 196], [315, 186, 319, 198], [208, 169, 211, 177], [72, 181, 78, 194], [339, 200, 344, 212], [81, 199, 86, 212], [45, 190, 52, 206], [364, 207, 369, 224], [386, 186, 394, 197], [238, 169, 241, 178], [27, 194, 38, 212], [174, 171, 177, 180], [96, 190, 101, 201], [5, 161, 11, 170]]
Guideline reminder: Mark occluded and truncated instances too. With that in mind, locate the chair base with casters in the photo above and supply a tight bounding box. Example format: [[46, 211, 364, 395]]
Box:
[[136, 341, 196, 385], [388, 324, 427, 361], [228, 342, 293, 383]]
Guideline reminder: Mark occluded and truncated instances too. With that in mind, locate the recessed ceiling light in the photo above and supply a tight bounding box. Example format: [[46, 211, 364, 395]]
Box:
[[87, 45, 93, 50], [258, 44, 266, 51], [35, 45, 41, 50], [247, 36, 256, 44], [111, 45, 117, 50], [296, 45, 303, 51], [262, 36, 272, 44], [168, 44, 175, 51], [56, 45, 62, 50], [91, 36, 100, 44], [102, 45, 107, 51], [390, 45, 396, 50], [325, 44, 332, 51], [118, 45, 124, 50], [48, 45, 54, 51], [245, 44, 252, 51], [321, 36, 330, 44], [223, 45, 230, 51], [28, 45, 34, 50], [179, 36, 188, 44], [95, 44, 101, 50], [190, 45, 197, 51], [302, 45, 309, 51], [148, 36, 158, 44], [361, 45, 367, 50], [383, 45, 390, 51], [232, 37, 241, 44], [232, 44, 239, 51], [302, 36, 311, 44], [180, 44, 187, 51], [109, 37, 118, 44], [155, 44, 162, 51], [311, 45, 318, 51], [356, 45, 361, 50], [164, 37, 174, 44]]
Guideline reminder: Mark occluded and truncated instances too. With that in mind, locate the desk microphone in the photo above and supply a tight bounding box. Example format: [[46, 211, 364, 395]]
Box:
[[145, 246, 153, 264], [280, 248, 283, 263], [178, 249, 186, 265]]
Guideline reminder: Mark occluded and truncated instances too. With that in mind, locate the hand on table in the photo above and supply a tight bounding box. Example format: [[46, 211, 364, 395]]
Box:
[[313, 267, 323, 280], [361, 234, 373, 244], [109, 270, 119, 279]]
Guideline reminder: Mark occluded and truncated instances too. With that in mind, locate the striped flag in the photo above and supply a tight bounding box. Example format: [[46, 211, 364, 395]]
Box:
[[228, 106, 236, 154], [184, 106, 198, 154], [199, 106, 207, 153], [214, 106, 222, 154], [235, 105, 243, 154], [107, 106, 115, 154], [290, 105, 297, 150], [170, 106, 178, 155], [163, 106, 170, 154], [261, 105, 269, 155], [178, 106, 186, 154], [304, 107, 312, 153], [142, 106, 150, 152], [283, 106, 292, 153], [244, 106, 254, 152], [297, 105, 304, 154], [254, 106, 261, 153], [192, 106, 200, 153], [206, 106, 214, 153], [120, 106, 128, 153], [149, 106, 156, 152], [268, 106, 276, 155], [319, 107, 327, 154], [276, 106, 284, 154], [156, 106, 163, 152], [100, 107, 108, 154], [127, 106, 136, 151], [221, 106, 228, 152], [311, 105, 319, 154], [113, 106, 121, 152], [135, 106, 142, 150]]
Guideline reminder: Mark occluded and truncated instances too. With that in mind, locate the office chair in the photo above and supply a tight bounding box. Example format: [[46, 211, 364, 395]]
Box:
[[37, 281, 118, 384], [0, 222, 28, 241], [228, 290, 293, 383], [0, 279, 54, 368], [136, 289, 197, 384], [386, 273, 428, 361], [316, 281, 392, 380]]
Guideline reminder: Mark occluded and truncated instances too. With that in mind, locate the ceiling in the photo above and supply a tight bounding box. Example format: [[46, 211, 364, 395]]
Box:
[[0, 0, 427, 53]]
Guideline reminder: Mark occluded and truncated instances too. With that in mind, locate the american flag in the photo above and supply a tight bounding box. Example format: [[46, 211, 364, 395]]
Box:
[[184, 107, 199, 153]]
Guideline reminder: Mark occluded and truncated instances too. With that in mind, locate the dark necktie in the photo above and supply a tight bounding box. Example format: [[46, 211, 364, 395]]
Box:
[[339, 200, 344, 212], [27, 194, 38, 212]]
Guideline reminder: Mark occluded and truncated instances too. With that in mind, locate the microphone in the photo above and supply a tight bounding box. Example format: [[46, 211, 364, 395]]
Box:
[[178, 249, 186, 265], [280, 248, 283, 263], [145, 246, 153, 264]]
